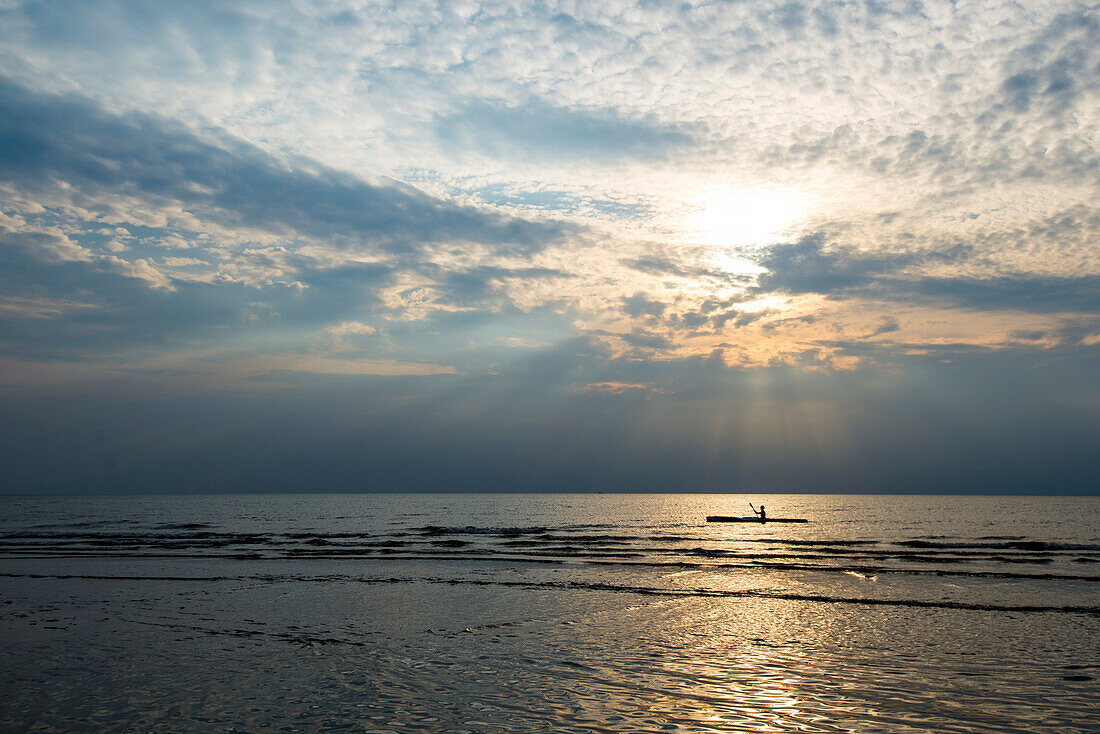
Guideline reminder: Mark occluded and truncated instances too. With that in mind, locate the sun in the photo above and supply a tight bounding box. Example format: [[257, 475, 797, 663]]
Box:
[[687, 188, 806, 248]]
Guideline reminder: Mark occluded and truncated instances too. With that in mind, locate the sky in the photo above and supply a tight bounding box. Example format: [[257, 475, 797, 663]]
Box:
[[1, 0, 1097, 494]]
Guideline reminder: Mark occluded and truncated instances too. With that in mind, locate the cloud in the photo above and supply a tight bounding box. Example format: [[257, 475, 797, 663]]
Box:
[[5, 335, 1098, 493], [436, 99, 692, 161], [999, 10, 1097, 114], [903, 275, 1100, 314], [0, 295, 99, 320], [755, 233, 914, 296], [0, 77, 572, 255], [0, 77, 591, 364], [416, 264, 571, 311], [755, 231, 1100, 314], [622, 292, 666, 318], [1, 0, 1099, 493], [868, 316, 900, 337]]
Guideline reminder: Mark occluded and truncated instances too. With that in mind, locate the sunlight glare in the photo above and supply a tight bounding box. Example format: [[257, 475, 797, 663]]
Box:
[[688, 189, 806, 248]]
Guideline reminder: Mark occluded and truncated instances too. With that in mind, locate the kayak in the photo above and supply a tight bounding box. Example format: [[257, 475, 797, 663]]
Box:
[[706, 516, 809, 523]]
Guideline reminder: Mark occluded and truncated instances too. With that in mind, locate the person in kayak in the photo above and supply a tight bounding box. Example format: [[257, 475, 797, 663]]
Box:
[[751, 503, 766, 521]]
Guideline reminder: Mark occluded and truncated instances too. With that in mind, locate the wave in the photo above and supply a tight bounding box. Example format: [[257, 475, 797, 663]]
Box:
[[3, 523, 1097, 585], [897, 540, 1100, 552], [150, 522, 215, 530], [742, 539, 880, 546], [414, 525, 551, 536], [468, 578, 1100, 616], [2, 571, 1095, 616]]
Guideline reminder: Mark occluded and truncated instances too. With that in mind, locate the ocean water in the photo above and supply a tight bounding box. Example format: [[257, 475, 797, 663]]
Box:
[[0, 493, 1096, 733]]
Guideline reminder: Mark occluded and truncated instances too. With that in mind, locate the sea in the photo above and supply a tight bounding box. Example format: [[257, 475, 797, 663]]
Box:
[[0, 493, 1097, 733]]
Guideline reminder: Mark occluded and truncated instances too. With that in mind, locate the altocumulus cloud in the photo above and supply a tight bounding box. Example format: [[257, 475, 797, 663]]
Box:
[[0, 78, 570, 255], [0, 77, 579, 369], [436, 99, 693, 162]]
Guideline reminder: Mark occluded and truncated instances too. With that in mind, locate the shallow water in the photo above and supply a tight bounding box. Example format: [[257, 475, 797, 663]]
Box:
[[1, 494, 1097, 732]]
